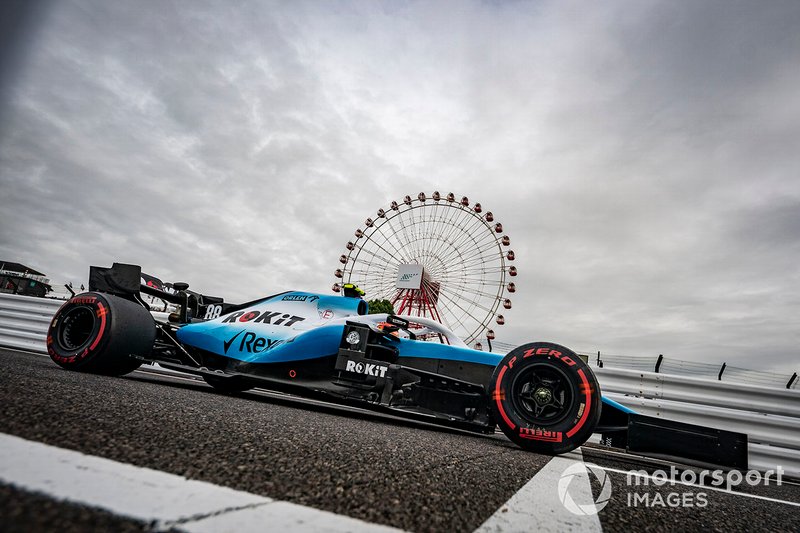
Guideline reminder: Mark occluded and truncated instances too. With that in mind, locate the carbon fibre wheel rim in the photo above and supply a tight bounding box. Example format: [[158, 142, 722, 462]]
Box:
[[58, 306, 96, 351], [509, 363, 576, 426]]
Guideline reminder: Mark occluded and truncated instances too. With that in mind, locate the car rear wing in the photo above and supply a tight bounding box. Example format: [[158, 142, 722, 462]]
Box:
[[89, 262, 227, 323]]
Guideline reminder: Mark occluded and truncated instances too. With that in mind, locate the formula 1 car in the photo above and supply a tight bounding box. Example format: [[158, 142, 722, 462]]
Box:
[[46, 263, 748, 463]]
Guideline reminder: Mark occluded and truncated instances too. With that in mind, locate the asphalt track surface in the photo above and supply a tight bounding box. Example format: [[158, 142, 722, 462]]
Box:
[[1, 348, 798, 532]]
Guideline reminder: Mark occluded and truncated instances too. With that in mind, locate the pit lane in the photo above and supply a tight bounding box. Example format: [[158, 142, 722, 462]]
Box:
[[1, 348, 798, 532]]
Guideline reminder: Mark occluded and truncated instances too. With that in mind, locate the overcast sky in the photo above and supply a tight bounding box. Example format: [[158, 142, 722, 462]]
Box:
[[1, 0, 798, 374]]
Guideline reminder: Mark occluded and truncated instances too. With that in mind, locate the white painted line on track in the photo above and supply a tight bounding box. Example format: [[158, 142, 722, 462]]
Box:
[[474, 447, 603, 533], [0, 432, 403, 532]]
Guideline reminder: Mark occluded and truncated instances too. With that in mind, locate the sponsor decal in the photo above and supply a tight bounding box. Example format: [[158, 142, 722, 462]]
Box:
[[221, 309, 305, 327], [70, 297, 97, 305], [519, 427, 563, 442], [281, 294, 320, 302], [386, 315, 409, 328], [522, 347, 577, 367], [396, 264, 423, 289], [47, 339, 72, 364], [320, 309, 334, 320], [223, 330, 282, 354], [344, 359, 388, 378]]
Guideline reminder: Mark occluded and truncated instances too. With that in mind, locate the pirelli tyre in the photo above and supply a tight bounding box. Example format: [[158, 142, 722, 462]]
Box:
[[47, 292, 155, 376], [490, 342, 601, 454]]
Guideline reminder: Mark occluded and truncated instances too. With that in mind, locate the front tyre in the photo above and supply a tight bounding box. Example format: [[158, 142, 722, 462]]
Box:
[[47, 292, 155, 376], [490, 342, 601, 454]]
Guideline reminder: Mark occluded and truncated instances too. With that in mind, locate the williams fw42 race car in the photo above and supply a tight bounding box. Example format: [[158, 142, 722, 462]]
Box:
[[46, 263, 748, 463]]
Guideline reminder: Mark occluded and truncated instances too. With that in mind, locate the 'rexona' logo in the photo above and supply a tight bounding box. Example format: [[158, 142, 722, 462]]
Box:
[[558, 462, 612, 515], [345, 360, 388, 378], [223, 330, 281, 354]]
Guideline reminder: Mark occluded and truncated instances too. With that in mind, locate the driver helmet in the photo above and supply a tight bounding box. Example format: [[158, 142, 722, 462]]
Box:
[[342, 283, 365, 298]]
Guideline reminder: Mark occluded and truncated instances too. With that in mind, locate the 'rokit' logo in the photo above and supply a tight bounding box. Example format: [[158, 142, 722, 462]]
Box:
[[345, 360, 388, 378], [222, 309, 305, 327]]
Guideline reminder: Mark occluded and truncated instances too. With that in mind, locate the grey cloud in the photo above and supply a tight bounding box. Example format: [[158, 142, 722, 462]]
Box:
[[1, 0, 798, 373]]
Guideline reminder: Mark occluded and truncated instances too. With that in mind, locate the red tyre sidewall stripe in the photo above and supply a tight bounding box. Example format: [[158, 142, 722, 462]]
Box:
[[88, 302, 107, 351], [566, 368, 592, 438], [494, 365, 516, 430]]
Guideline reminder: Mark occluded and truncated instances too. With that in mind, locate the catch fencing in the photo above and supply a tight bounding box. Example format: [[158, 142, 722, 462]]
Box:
[[2, 292, 798, 477], [588, 351, 798, 390], [482, 342, 797, 389]]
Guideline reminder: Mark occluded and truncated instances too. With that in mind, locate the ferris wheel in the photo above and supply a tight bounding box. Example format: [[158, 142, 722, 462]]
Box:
[[333, 192, 517, 347]]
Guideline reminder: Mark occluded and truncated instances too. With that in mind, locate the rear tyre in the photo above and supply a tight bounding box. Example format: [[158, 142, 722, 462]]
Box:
[[47, 292, 155, 376], [203, 375, 253, 393], [490, 342, 601, 454]]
